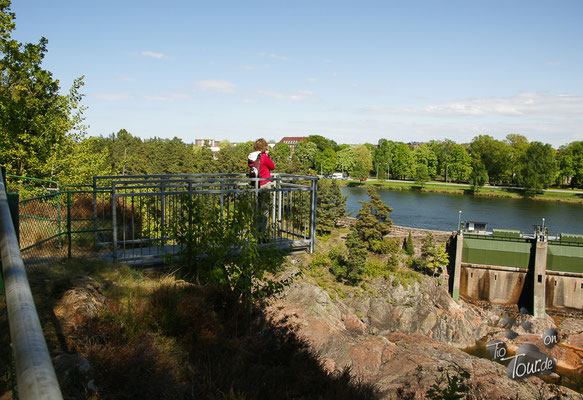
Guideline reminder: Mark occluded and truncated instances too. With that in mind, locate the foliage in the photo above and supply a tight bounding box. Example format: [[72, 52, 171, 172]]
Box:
[[328, 244, 349, 279], [294, 140, 318, 169], [557, 141, 583, 188], [315, 147, 338, 175], [370, 237, 400, 255], [391, 142, 414, 179], [306, 134, 337, 152], [517, 141, 558, 195], [167, 193, 288, 305], [469, 160, 488, 193], [271, 141, 291, 163], [404, 231, 415, 256], [345, 228, 368, 282], [446, 145, 472, 182], [373, 139, 394, 179], [425, 365, 471, 400], [336, 146, 357, 173], [354, 187, 393, 251], [469, 135, 511, 184], [317, 179, 347, 234], [414, 164, 430, 187], [411, 232, 449, 276], [0, 2, 87, 177], [414, 144, 438, 178], [352, 145, 373, 180]]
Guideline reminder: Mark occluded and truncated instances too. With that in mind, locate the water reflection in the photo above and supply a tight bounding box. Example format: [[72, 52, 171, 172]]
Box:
[[342, 187, 583, 235]]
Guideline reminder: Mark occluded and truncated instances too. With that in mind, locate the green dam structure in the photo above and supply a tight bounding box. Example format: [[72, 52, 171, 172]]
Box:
[[451, 222, 583, 316]]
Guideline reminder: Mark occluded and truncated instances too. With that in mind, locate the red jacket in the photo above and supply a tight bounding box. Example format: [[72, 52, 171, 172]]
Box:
[[248, 152, 275, 186]]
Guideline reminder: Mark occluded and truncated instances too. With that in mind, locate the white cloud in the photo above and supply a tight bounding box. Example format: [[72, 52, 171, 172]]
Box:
[[306, 77, 317, 83], [194, 79, 236, 94], [257, 89, 313, 101], [257, 52, 288, 61], [141, 51, 168, 59], [241, 65, 257, 70], [369, 93, 583, 118]]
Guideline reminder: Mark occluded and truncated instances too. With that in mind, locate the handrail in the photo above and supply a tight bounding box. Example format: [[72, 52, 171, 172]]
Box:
[[0, 170, 63, 399]]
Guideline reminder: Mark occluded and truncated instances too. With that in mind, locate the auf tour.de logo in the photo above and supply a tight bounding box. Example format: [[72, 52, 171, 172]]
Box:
[[485, 312, 558, 380]]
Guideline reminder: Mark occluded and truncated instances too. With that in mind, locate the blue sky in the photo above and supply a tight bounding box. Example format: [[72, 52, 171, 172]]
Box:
[[11, 0, 583, 147]]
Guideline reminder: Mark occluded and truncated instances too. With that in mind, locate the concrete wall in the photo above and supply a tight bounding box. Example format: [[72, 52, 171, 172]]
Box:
[[460, 264, 527, 304], [546, 273, 583, 309]]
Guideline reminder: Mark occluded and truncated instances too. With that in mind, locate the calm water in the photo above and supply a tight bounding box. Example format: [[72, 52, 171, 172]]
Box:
[[342, 187, 583, 235]]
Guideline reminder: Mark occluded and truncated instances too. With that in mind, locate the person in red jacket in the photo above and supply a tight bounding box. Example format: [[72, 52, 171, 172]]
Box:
[[248, 138, 275, 238], [247, 138, 275, 188]]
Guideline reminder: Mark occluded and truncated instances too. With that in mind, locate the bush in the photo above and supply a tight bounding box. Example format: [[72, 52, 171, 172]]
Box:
[[371, 237, 400, 254]]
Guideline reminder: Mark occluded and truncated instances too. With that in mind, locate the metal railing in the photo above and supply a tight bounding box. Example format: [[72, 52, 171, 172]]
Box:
[[101, 173, 318, 264], [0, 169, 63, 399], [12, 173, 318, 266]]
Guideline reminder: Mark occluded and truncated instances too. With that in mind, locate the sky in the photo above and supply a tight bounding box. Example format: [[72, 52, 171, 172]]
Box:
[[10, 0, 583, 147]]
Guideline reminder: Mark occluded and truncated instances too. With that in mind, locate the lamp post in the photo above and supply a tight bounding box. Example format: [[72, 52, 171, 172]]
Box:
[[458, 210, 462, 232]]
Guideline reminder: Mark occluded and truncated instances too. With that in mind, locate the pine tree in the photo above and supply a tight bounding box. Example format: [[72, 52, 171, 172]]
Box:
[[316, 179, 347, 234], [404, 231, 415, 256], [345, 228, 368, 282], [355, 187, 393, 251]]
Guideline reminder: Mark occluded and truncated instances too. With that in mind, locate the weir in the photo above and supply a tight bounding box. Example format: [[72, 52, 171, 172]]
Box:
[[451, 222, 583, 316]]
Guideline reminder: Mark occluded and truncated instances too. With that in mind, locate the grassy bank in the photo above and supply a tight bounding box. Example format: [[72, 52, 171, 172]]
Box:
[[340, 179, 583, 204]]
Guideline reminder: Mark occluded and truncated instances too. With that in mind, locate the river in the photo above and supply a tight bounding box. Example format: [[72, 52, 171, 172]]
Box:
[[342, 186, 583, 235]]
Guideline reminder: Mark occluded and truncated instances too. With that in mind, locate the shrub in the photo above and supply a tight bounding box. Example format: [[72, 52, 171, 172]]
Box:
[[404, 231, 415, 256], [371, 237, 400, 254]]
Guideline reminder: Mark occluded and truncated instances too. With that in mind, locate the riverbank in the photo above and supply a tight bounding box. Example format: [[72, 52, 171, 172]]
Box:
[[339, 179, 583, 204]]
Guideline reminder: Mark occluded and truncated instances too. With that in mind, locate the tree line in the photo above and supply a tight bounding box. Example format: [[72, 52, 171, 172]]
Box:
[[1, 1, 581, 194]]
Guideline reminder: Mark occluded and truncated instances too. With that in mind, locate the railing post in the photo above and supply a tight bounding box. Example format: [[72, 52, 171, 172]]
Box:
[[310, 178, 318, 253], [67, 190, 72, 259], [112, 184, 118, 263], [93, 176, 98, 250], [160, 180, 165, 255]]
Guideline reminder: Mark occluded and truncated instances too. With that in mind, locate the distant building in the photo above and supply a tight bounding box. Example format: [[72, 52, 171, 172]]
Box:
[[195, 138, 221, 148], [279, 136, 308, 152], [408, 141, 424, 149]]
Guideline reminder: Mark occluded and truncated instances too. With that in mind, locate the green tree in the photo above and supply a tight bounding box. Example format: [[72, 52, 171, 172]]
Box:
[[447, 145, 472, 182], [373, 139, 394, 179], [415, 164, 430, 188], [316, 179, 346, 234], [306, 135, 336, 152], [391, 142, 414, 179], [469, 160, 488, 192], [314, 148, 337, 175], [517, 141, 558, 194], [271, 142, 291, 164], [412, 232, 449, 276], [404, 231, 415, 256], [353, 145, 373, 179], [414, 145, 438, 178], [336, 146, 356, 174], [469, 135, 511, 184], [354, 187, 393, 251], [427, 139, 457, 179], [293, 140, 318, 169], [345, 228, 368, 283], [0, 2, 87, 177], [505, 134, 529, 184], [557, 141, 583, 188]]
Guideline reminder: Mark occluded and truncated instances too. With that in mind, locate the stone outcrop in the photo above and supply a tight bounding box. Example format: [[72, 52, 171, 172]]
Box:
[[268, 280, 582, 399]]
